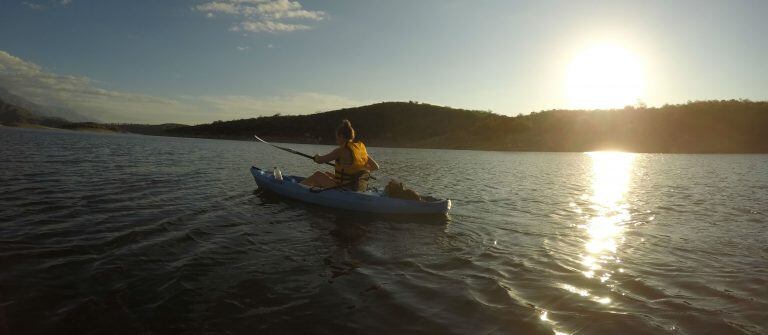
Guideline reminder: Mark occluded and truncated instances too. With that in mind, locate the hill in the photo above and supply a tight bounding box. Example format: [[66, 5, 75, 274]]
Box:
[[0, 87, 96, 122], [2, 98, 766, 153], [0, 97, 185, 134], [168, 100, 768, 153], [0, 98, 69, 128], [169, 102, 496, 147], [49, 121, 188, 135]]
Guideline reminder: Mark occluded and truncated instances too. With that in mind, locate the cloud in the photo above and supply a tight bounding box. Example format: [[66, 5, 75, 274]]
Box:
[[22, 0, 71, 10], [0, 51, 180, 122], [197, 2, 239, 15], [231, 20, 310, 33], [195, 0, 326, 34], [22, 1, 47, 10], [0, 50, 360, 124]]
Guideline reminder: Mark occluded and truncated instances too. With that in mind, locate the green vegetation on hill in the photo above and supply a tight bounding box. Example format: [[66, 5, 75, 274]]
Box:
[[170, 102, 497, 146], [3, 98, 767, 153], [169, 100, 768, 153]]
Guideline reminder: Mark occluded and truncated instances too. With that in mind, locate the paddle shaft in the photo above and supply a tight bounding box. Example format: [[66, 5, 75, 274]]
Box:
[[255, 135, 334, 168], [254, 136, 377, 181]]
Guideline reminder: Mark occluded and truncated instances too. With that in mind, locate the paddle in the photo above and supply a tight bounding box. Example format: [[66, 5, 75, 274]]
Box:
[[254, 135, 334, 168], [253, 135, 377, 181]]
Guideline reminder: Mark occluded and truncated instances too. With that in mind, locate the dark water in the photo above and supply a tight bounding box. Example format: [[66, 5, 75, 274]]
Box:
[[1, 127, 767, 334]]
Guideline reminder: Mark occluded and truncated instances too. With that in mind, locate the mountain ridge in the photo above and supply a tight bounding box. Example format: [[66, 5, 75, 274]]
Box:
[[167, 100, 768, 153], [2, 98, 767, 153], [0, 97, 69, 127], [0, 87, 96, 122]]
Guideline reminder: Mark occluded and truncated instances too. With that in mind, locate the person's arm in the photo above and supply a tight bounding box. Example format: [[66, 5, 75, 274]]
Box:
[[313, 148, 340, 164], [366, 155, 380, 171]]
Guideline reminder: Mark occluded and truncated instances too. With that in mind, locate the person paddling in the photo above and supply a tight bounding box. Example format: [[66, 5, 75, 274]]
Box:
[[301, 119, 379, 190]]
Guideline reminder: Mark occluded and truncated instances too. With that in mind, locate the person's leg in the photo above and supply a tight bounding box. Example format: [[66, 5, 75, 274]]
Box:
[[314, 172, 338, 188], [301, 171, 338, 187], [300, 171, 325, 186]]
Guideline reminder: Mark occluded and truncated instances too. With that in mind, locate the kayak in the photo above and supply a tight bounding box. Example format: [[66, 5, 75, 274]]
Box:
[[250, 166, 451, 215]]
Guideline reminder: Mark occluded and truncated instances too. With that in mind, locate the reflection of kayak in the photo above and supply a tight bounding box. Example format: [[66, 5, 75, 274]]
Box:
[[250, 166, 451, 215]]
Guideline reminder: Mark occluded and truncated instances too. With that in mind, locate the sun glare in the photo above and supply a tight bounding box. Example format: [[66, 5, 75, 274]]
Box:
[[566, 44, 645, 110], [581, 151, 635, 279]]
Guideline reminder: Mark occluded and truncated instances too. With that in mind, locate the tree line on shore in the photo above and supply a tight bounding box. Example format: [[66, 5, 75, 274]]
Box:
[[168, 100, 768, 153], [3, 98, 767, 153]]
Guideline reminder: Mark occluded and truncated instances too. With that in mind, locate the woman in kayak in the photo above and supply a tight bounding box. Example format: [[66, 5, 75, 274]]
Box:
[[301, 119, 379, 190]]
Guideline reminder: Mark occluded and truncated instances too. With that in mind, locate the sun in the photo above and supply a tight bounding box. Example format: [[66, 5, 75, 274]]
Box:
[[566, 44, 645, 110]]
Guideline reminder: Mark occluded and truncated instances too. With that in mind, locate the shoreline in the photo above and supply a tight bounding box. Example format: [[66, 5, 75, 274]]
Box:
[[19, 125, 768, 155]]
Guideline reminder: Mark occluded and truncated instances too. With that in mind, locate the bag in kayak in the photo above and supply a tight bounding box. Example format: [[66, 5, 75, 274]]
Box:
[[385, 180, 422, 201]]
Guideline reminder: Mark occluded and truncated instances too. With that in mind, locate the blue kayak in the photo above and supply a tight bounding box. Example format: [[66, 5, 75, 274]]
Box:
[[250, 166, 451, 215]]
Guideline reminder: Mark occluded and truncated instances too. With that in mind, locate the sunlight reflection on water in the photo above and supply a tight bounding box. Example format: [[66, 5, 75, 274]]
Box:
[[582, 151, 635, 285], [553, 152, 635, 331], [569, 152, 635, 302], [545, 152, 637, 334]]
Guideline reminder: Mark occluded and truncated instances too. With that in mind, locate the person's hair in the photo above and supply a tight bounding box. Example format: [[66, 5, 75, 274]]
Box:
[[336, 119, 355, 141]]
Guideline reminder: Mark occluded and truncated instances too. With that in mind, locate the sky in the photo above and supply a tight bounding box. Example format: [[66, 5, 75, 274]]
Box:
[[1, 0, 767, 124]]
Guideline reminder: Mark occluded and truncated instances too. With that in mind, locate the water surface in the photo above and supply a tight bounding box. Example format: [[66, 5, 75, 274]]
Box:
[[1, 127, 767, 334]]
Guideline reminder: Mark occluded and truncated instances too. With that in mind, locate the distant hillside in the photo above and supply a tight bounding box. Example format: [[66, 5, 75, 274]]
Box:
[[169, 102, 496, 146], [0, 87, 96, 122], [0, 97, 185, 134], [3, 98, 767, 153], [0, 98, 69, 128], [168, 100, 768, 153], [109, 123, 189, 135], [55, 122, 188, 135]]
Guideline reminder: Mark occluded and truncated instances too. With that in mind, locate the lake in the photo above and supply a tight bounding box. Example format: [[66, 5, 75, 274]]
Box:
[[1, 127, 766, 334]]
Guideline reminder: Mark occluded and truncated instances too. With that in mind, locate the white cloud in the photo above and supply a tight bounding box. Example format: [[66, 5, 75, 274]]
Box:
[[196, 2, 239, 14], [195, 0, 326, 34], [0, 51, 181, 122], [22, 1, 47, 10], [250, 0, 325, 20], [22, 0, 71, 9], [231, 20, 310, 33], [0, 50, 360, 124]]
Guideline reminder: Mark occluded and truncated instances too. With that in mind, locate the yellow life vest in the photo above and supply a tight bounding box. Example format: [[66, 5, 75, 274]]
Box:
[[334, 141, 368, 182]]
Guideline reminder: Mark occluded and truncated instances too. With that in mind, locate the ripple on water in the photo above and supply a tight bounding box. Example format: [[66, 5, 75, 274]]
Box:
[[1, 129, 767, 334]]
